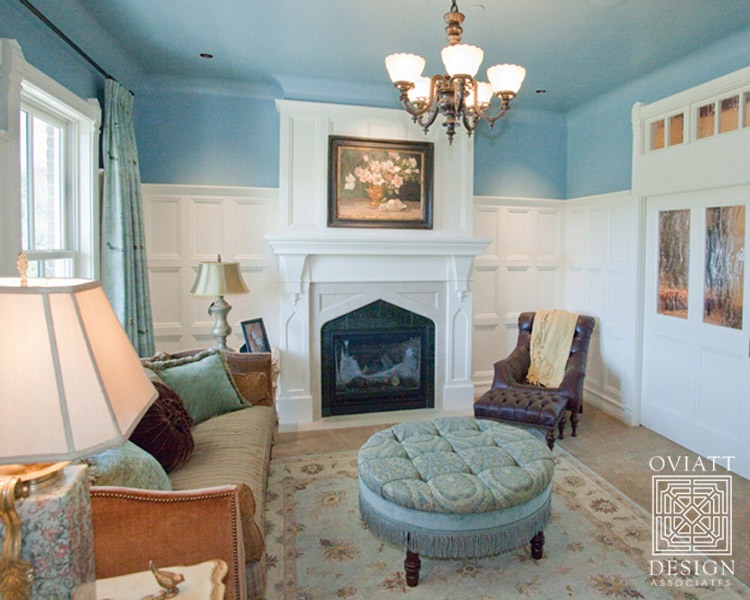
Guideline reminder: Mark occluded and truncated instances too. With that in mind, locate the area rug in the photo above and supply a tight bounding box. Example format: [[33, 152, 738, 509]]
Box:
[[264, 449, 748, 599]]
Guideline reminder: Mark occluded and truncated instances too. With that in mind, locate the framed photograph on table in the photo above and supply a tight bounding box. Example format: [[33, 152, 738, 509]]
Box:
[[241, 318, 271, 353], [328, 136, 434, 229]]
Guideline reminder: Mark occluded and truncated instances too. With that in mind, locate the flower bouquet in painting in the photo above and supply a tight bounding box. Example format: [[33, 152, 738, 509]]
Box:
[[345, 152, 421, 210], [328, 136, 433, 229]]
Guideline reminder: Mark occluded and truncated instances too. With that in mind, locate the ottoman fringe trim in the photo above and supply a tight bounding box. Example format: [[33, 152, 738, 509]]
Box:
[[359, 494, 551, 559]]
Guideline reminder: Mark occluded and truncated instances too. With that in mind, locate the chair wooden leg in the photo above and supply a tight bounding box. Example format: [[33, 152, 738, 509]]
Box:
[[530, 531, 545, 559], [571, 410, 579, 437], [557, 414, 566, 440]]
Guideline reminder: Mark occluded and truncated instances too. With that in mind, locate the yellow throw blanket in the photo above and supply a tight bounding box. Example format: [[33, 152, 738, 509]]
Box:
[[526, 309, 579, 388]]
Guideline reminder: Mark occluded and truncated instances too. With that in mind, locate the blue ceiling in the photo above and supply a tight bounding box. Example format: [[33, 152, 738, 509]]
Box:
[[33, 0, 750, 111]]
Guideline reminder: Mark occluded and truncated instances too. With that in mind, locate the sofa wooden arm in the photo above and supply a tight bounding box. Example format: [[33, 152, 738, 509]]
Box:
[[90, 485, 247, 600]]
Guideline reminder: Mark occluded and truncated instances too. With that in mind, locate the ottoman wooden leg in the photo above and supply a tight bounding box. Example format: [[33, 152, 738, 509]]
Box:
[[558, 414, 566, 440], [405, 550, 421, 587], [545, 428, 556, 451], [530, 531, 545, 560]]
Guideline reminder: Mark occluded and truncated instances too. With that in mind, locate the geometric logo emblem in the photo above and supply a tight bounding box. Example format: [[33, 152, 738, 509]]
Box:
[[652, 475, 732, 555]]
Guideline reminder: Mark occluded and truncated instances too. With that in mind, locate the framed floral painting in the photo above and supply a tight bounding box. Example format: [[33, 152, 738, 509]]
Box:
[[327, 136, 434, 228]]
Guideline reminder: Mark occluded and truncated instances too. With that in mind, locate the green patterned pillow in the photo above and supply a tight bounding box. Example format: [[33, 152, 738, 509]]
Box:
[[144, 350, 247, 424], [84, 441, 172, 491]]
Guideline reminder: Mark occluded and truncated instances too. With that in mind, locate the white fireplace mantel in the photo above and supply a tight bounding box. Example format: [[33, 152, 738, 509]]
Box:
[[266, 233, 490, 302], [268, 100, 485, 426]]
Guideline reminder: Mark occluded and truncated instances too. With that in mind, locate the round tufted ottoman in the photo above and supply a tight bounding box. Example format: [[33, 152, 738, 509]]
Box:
[[358, 416, 555, 586]]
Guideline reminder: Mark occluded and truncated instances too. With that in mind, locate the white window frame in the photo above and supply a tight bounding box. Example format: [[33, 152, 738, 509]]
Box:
[[0, 38, 101, 279]]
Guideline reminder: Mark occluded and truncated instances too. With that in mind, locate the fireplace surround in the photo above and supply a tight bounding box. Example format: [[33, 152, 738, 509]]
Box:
[[321, 300, 435, 416]]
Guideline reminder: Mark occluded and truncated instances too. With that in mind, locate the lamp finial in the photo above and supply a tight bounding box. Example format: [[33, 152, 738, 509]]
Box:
[[16, 252, 28, 287]]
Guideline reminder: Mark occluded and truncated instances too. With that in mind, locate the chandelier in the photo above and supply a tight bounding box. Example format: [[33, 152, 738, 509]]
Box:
[[385, 1, 526, 143]]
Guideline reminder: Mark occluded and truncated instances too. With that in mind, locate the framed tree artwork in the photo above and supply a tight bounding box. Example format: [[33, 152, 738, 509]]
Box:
[[328, 136, 434, 229]]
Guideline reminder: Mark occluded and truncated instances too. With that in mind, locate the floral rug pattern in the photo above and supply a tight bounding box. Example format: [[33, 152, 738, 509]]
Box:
[[264, 449, 748, 600]]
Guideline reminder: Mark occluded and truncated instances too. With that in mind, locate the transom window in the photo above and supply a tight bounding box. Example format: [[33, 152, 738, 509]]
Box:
[[646, 83, 750, 152]]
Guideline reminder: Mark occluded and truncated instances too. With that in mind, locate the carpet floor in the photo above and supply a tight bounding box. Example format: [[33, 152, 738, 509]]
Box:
[[264, 448, 748, 600]]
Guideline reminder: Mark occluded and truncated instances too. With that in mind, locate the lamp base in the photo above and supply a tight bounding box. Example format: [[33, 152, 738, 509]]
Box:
[[0, 462, 68, 599], [0, 462, 68, 489], [208, 295, 233, 351], [0, 477, 32, 600]]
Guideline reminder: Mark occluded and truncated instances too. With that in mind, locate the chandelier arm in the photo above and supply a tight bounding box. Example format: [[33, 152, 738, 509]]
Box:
[[417, 104, 440, 133], [462, 110, 480, 133], [475, 99, 510, 127], [399, 96, 434, 118]]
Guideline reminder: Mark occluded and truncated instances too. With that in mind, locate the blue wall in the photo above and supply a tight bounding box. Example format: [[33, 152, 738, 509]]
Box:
[[474, 108, 567, 199], [133, 80, 567, 196], [0, 0, 139, 100], [566, 26, 750, 199], [134, 82, 280, 188]]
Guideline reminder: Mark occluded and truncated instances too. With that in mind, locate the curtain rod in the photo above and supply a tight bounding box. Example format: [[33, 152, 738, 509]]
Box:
[[17, 0, 134, 96]]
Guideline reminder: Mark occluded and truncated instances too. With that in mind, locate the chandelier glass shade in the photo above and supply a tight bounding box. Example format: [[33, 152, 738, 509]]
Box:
[[385, 1, 526, 143]]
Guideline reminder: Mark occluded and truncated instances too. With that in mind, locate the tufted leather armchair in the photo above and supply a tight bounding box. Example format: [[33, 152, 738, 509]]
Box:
[[491, 312, 595, 435]]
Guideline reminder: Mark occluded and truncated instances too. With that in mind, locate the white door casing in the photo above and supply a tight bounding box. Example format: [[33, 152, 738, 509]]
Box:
[[634, 67, 750, 479]]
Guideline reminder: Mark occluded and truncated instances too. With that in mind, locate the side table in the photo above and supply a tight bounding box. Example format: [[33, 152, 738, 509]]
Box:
[[96, 559, 227, 600]]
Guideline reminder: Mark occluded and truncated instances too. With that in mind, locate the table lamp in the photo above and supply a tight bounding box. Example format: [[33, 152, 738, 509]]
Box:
[[189, 255, 249, 351], [0, 256, 157, 600]]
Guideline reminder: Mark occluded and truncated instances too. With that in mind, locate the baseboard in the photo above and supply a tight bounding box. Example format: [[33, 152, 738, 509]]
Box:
[[583, 387, 636, 426]]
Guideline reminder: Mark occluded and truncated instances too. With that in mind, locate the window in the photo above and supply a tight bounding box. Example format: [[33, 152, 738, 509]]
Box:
[[20, 101, 75, 277], [16, 70, 101, 279]]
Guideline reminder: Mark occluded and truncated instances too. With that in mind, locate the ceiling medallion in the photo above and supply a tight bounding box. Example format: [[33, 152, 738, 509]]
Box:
[[385, 0, 525, 144]]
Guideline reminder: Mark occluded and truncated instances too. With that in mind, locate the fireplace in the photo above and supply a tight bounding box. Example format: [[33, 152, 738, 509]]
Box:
[[321, 300, 435, 416]]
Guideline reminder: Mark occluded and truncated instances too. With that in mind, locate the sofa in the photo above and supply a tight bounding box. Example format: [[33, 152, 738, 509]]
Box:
[[89, 349, 279, 600]]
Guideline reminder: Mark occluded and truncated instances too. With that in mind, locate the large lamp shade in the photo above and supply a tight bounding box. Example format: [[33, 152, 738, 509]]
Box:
[[0, 278, 157, 464]]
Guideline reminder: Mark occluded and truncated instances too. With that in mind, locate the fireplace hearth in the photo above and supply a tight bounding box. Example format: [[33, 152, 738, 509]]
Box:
[[321, 300, 435, 416]]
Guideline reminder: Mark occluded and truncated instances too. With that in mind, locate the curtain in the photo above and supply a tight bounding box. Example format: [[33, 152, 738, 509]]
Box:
[[101, 79, 155, 357]]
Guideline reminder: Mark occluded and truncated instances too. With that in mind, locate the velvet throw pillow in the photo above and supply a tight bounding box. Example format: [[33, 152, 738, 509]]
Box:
[[145, 350, 247, 424], [129, 381, 194, 473], [83, 441, 172, 491], [233, 372, 272, 407]]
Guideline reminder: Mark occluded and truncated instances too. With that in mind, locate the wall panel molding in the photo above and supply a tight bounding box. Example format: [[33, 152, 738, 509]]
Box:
[[143, 184, 279, 352], [471, 192, 638, 426], [472, 197, 565, 396]]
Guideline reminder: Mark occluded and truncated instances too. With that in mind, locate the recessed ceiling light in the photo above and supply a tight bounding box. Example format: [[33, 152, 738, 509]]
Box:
[[536, 89, 546, 94], [199, 53, 214, 59], [471, 4, 486, 11]]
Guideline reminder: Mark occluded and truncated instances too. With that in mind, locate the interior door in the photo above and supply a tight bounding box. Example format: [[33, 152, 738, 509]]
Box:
[[642, 186, 750, 479]]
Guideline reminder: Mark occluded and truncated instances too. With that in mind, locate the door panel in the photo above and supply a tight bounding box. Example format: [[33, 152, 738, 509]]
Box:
[[642, 187, 750, 479]]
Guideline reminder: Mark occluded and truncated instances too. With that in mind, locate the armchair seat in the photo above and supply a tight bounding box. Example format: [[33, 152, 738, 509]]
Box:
[[474, 388, 568, 450]]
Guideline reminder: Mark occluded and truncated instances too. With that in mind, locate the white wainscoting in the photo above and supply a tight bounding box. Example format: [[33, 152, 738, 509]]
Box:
[[471, 197, 566, 395], [141, 184, 638, 428], [471, 192, 639, 426], [142, 184, 279, 353], [564, 191, 638, 425]]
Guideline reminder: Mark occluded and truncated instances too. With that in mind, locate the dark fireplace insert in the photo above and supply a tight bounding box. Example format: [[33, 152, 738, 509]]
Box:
[[321, 300, 435, 417]]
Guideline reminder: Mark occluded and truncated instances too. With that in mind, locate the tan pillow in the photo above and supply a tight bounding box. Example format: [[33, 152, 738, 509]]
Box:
[[144, 367, 166, 386], [233, 372, 272, 407]]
